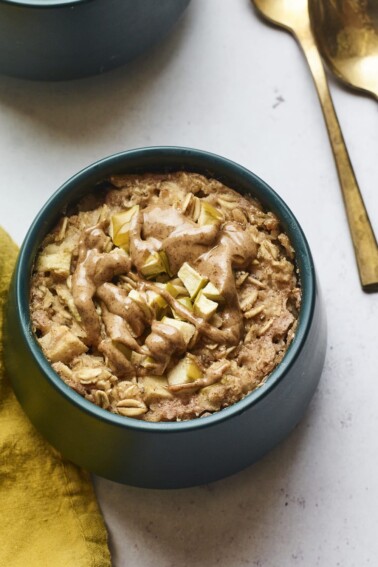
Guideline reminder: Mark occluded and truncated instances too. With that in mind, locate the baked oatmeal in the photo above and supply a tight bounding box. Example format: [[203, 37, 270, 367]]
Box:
[[30, 172, 301, 422]]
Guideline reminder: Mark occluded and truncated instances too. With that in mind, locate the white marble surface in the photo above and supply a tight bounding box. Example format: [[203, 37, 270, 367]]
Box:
[[1, 1, 377, 565]]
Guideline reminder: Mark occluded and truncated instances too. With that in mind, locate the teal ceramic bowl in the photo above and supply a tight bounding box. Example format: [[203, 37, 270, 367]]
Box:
[[0, 0, 190, 80], [4, 147, 326, 488]]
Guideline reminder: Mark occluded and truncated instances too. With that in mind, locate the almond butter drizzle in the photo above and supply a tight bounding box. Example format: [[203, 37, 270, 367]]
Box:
[[71, 205, 257, 369]]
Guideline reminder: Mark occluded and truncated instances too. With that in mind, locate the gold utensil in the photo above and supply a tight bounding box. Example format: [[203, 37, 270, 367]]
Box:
[[309, 0, 378, 100], [251, 0, 378, 292]]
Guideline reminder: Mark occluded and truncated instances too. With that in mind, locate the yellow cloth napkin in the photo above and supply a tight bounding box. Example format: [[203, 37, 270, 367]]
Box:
[[0, 227, 111, 567]]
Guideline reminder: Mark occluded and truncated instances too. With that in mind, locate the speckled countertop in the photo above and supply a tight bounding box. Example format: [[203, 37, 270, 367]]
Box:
[[1, 1, 377, 565]]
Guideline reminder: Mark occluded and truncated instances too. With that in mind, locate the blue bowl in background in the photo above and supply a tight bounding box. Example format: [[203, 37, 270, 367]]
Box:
[[3, 147, 327, 488], [0, 0, 191, 81]]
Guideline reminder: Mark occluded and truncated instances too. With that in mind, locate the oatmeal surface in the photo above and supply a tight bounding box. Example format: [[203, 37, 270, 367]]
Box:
[[30, 172, 301, 422]]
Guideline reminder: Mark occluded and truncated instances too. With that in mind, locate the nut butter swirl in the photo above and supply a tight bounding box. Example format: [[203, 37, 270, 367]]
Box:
[[133, 205, 256, 346], [130, 205, 219, 274], [71, 225, 130, 346], [71, 205, 257, 362]]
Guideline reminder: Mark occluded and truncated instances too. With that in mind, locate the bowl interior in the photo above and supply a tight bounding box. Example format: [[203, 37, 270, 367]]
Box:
[[15, 147, 315, 432]]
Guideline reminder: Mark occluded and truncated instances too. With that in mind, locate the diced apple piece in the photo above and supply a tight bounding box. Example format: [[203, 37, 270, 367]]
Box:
[[142, 376, 173, 403], [39, 325, 88, 364], [146, 290, 167, 310], [110, 205, 139, 235], [159, 250, 173, 277], [177, 296, 193, 311], [140, 251, 164, 277], [165, 281, 178, 296], [161, 316, 196, 346], [173, 284, 189, 296], [36, 243, 72, 277], [112, 226, 130, 249], [177, 262, 208, 299], [155, 281, 179, 298], [168, 278, 189, 297], [140, 251, 169, 278], [197, 202, 224, 226], [168, 356, 202, 387], [194, 291, 218, 320], [202, 282, 223, 301], [173, 297, 193, 320], [109, 205, 139, 248], [146, 289, 169, 320]]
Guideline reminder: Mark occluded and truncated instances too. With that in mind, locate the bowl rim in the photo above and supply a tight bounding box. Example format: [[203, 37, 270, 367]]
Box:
[[14, 146, 316, 433]]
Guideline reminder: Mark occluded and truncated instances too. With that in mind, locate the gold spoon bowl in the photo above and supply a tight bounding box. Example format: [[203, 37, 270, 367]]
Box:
[[309, 0, 378, 100]]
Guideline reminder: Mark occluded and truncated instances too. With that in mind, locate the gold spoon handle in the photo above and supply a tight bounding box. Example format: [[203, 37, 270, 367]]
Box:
[[296, 26, 378, 292]]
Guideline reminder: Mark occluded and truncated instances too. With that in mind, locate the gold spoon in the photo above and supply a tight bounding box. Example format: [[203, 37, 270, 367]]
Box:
[[309, 0, 378, 100], [251, 0, 378, 292]]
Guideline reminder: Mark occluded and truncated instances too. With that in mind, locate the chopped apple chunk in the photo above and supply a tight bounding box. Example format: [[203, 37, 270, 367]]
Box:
[[177, 262, 208, 299], [109, 205, 139, 249], [197, 202, 224, 226], [36, 243, 72, 277], [172, 297, 193, 321], [194, 291, 218, 320], [202, 282, 223, 301], [146, 290, 167, 310], [159, 250, 173, 277], [155, 281, 179, 298], [168, 356, 202, 387], [141, 251, 171, 278], [39, 325, 88, 364], [161, 316, 196, 346], [172, 283, 189, 297]]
